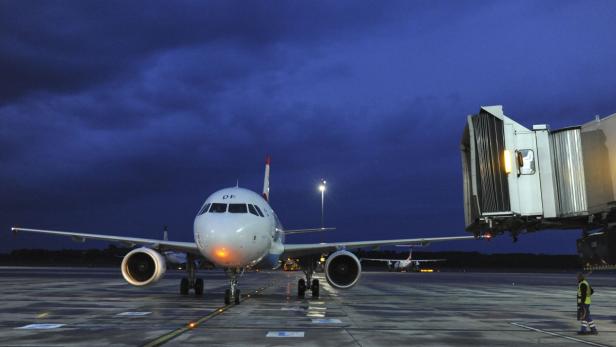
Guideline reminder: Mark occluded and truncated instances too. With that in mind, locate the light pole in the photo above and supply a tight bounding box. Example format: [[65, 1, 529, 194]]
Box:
[[318, 179, 326, 228]]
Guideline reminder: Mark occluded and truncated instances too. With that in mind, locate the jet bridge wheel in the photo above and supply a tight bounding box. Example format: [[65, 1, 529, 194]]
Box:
[[194, 278, 204, 296], [311, 279, 319, 298], [298, 279, 307, 298], [180, 278, 189, 295]]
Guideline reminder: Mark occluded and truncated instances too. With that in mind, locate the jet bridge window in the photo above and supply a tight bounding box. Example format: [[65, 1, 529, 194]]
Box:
[[517, 149, 536, 175], [248, 204, 259, 216], [197, 203, 211, 216], [228, 203, 248, 213], [209, 203, 227, 213]]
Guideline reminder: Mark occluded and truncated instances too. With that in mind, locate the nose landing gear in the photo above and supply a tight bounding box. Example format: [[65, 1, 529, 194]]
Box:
[[180, 256, 204, 296], [224, 268, 244, 305]]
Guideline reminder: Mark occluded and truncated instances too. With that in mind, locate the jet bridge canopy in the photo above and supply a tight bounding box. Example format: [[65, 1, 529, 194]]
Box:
[[461, 106, 616, 269], [461, 106, 616, 235]]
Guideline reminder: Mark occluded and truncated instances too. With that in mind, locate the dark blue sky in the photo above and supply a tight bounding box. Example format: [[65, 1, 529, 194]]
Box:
[[2, 1, 615, 254]]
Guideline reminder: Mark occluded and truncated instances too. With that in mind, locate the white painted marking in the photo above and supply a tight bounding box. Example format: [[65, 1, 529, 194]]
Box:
[[280, 307, 304, 311], [312, 318, 342, 324], [117, 311, 151, 316], [510, 322, 609, 347], [307, 313, 326, 318], [16, 324, 65, 330], [266, 331, 304, 337], [308, 306, 327, 310]]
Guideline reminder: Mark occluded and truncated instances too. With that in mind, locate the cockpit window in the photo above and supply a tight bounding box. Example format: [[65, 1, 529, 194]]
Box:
[[253, 205, 265, 217], [197, 203, 210, 216], [248, 204, 259, 216], [209, 203, 227, 213], [228, 203, 248, 213]]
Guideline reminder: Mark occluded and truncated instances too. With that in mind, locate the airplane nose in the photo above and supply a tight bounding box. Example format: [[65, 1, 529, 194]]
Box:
[[196, 215, 265, 267]]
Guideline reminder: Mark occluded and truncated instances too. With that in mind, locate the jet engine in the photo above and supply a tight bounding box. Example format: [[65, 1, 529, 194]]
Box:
[[324, 250, 361, 289], [121, 247, 166, 286]]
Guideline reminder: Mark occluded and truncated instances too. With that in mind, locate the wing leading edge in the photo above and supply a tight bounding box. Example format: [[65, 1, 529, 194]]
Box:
[[282, 235, 478, 258], [11, 227, 199, 255]]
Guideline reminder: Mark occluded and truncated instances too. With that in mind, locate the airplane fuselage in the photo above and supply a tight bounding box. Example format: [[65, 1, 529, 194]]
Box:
[[391, 260, 418, 271], [193, 187, 284, 269]]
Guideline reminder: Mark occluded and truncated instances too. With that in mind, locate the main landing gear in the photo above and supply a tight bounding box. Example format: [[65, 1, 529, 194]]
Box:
[[180, 256, 204, 296], [298, 262, 319, 299], [224, 268, 244, 305]]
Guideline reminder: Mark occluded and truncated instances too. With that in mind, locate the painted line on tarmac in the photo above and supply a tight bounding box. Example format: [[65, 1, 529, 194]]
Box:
[[15, 323, 65, 330], [141, 282, 275, 347], [510, 322, 611, 347]]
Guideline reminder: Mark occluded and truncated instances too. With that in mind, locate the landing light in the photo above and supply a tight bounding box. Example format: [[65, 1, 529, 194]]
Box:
[[188, 322, 197, 329], [215, 248, 228, 258], [504, 150, 512, 174]]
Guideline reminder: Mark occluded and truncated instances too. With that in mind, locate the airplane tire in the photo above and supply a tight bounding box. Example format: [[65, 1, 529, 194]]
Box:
[[180, 278, 189, 295], [224, 289, 231, 305], [234, 289, 241, 304], [194, 278, 204, 296], [298, 279, 306, 298], [311, 279, 319, 298]]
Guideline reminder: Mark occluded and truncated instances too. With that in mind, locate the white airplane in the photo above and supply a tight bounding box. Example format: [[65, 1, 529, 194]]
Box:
[[11, 156, 479, 305], [362, 247, 446, 272]]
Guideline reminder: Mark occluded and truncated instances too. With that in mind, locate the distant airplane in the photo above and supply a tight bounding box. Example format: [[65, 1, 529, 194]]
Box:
[[11, 156, 479, 305], [362, 246, 446, 272]]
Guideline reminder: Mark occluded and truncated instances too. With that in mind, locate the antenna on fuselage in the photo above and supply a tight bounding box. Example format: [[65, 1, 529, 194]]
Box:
[[163, 225, 168, 241]]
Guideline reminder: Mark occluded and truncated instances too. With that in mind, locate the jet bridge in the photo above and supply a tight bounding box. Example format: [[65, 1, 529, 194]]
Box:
[[461, 106, 616, 269]]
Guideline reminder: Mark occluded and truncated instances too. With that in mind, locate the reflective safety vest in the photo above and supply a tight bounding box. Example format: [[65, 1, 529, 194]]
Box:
[[578, 280, 592, 305]]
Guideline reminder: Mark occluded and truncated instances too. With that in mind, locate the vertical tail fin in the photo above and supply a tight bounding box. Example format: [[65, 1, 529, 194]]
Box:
[[262, 155, 271, 201], [406, 248, 413, 261]]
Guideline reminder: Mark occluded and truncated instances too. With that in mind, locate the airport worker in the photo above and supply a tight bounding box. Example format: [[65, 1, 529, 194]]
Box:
[[577, 273, 598, 335]]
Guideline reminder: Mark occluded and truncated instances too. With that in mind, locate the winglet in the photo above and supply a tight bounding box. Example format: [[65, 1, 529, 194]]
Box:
[[262, 155, 271, 201]]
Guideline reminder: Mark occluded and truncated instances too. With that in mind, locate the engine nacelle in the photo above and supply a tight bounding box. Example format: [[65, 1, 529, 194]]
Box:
[[121, 247, 166, 286], [325, 250, 361, 289]]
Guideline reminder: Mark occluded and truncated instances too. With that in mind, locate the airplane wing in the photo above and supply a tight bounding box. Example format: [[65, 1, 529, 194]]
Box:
[[361, 258, 397, 262], [283, 227, 335, 235], [282, 235, 477, 258], [11, 227, 200, 255], [361, 258, 446, 263]]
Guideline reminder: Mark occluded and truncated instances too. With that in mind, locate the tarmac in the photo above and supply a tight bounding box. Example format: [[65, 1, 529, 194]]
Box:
[[0, 267, 614, 346]]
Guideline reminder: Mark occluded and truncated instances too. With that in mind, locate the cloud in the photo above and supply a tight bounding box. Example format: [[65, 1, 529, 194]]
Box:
[[2, 1, 616, 253]]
